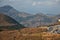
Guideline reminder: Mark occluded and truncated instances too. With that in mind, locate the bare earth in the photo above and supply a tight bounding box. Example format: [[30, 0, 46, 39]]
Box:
[[0, 27, 60, 40]]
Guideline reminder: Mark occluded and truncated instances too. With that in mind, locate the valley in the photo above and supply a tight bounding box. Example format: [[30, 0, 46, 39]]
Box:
[[0, 5, 60, 40]]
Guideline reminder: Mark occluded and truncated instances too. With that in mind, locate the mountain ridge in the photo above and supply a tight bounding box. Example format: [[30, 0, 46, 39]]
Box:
[[0, 5, 31, 22], [0, 13, 25, 30], [0, 5, 59, 27]]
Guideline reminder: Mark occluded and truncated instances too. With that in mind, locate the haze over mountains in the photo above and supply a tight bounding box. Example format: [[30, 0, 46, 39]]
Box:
[[0, 13, 25, 30], [0, 5, 60, 27], [0, 5, 31, 22]]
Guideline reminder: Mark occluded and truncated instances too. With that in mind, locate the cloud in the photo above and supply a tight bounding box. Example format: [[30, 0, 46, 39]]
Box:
[[1, 0, 60, 7], [41, 1, 56, 6], [0, 0, 60, 14], [32, 1, 43, 6], [32, 2, 36, 6], [32, 0, 59, 7], [56, 0, 60, 2]]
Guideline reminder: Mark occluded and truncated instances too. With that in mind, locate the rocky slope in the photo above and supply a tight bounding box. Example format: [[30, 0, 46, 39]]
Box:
[[0, 13, 25, 30], [0, 5, 59, 27], [21, 13, 57, 27], [0, 5, 31, 22]]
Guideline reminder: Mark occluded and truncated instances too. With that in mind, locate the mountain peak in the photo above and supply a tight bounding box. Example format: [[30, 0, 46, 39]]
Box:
[[0, 5, 13, 12], [1, 5, 13, 9], [34, 13, 47, 17]]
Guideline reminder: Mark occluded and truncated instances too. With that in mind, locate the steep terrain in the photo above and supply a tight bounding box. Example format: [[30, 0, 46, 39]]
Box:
[[0, 5, 59, 27], [0, 13, 25, 30], [0, 5, 31, 22]]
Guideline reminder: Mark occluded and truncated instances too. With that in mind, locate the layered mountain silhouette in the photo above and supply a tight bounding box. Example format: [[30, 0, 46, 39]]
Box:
[[0, 13, 25, 31], [20, 13, 57, 27], [0, 5, 59, 27], [0, 5, 31, 22]]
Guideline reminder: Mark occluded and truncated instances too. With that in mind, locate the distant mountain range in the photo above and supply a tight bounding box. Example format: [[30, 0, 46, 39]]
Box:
[[21, 13, 57, 27], [0, 5, 60, 27], [0, 5, 31, 22], [0, 13, 25, 31]]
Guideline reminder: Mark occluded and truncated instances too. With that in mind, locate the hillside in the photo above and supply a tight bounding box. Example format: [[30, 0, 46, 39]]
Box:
[[0, 5, 31, 22], [20, 13, 57, 27], [0, 5, 59, 27], [0, 27, 60, 40], [0, 13, 25, 30]]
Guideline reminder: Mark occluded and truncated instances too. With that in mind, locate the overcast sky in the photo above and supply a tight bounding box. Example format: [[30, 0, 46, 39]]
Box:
[[0, 0, 60, 14]]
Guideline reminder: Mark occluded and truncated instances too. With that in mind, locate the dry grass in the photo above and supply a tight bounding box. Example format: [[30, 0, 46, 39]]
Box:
[[0, 27, 60, 40]]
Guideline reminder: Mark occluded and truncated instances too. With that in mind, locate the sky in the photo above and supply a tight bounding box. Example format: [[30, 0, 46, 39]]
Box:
[[0, 0, 60, 14]]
